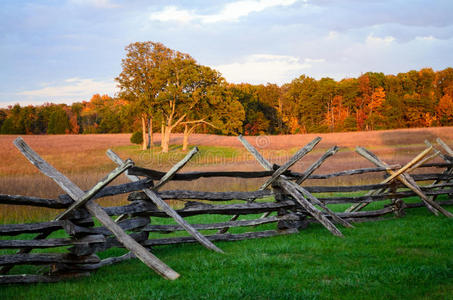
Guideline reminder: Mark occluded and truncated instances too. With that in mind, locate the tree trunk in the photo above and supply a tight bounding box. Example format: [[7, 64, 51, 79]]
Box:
[[161, 126, 172, 153], [161, 121, 164, 148], [141, 116, 147, 151], [182, 124, 189, 151], [277, 98, 283, 133], [147, 117, 153, 149]]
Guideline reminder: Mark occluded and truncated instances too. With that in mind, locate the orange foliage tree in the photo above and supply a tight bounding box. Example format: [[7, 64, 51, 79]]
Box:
[[436, 94, 453, 125], [355, 75, 372, 130], [325, 95, 349, 132], [366, 87, 386, 130]]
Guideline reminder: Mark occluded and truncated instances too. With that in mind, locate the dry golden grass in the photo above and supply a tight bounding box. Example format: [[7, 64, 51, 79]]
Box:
[[1, 127, 452, 176], [0, 134, 134, 176], [1, 127, 452, 222]]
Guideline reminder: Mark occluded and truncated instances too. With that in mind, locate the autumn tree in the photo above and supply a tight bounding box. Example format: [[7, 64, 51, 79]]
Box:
[[69, 102, 83, 134], [281, 75, 335, 133], [325, 95, 349, 132], [255, 83, 284, 133], [180, 79, 245, 150], [86, 94, 130, 133], [281, 75, 319, 133], [336, 78, 359, 131], [312, 77, 337, 132], [436, 95, 453, 125], [17, 105, 39, 134], [366, 87, 386, 130], [402, 93, 429, 127], [47, 106, 70, 134], [383, 75, 405, 129], [434, 68, 453, 100], [116, 42, 236, 152], [0, 110, 6, 130], [115, 42, 170, 150], [436, 81, 453, 125], [279, 83, 300, 134], [156, 52, 231, 152], [229, 83, 277, 135], [355, 74, 371, 130]]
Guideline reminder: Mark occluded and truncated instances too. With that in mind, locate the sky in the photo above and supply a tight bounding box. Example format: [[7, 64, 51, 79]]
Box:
[[1, 0, 452, 107]]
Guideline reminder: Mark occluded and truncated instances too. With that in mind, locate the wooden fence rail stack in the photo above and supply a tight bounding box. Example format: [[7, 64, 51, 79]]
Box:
[[0, 136, 452, 284]]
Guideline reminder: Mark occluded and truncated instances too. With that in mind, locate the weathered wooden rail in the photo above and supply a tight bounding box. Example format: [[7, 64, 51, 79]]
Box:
[[0, 136, 452, 284]]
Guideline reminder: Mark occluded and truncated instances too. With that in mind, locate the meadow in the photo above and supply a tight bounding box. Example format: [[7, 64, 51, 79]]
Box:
[[0, 127, 453, 299]]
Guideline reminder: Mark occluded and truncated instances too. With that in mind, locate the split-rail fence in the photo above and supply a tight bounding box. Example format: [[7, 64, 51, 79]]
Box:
[[0, 136, 452, 284]]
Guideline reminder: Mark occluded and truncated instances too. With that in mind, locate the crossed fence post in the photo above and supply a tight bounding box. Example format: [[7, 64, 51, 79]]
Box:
[[106, 148, 224, 254], [425, 138, 453, 202], [346, 146, 434, 213], [221, 135, 351, 237], [348, 145, 453, 218], [11, 137, 180, 280]]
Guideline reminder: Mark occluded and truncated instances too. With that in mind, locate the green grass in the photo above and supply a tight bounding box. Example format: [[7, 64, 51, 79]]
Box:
[[114, 144, 243, 167], [113, 144, 304, 168], [1, 199, 453, 300]]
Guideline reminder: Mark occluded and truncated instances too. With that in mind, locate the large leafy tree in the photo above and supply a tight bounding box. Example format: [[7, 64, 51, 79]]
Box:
[[325, 95, 349, 132], [116, 41, 243, 152], [180, 75, 245, 150], [255, 83, 284, 133], [0, 110, 6, 130], [47, 106, 70, 134], [156, 52, 232, 152], [366, 87, 386, 130], [281, 75, 321, 133], [229, 83, 277, 135], [115, 42, 170, 150]]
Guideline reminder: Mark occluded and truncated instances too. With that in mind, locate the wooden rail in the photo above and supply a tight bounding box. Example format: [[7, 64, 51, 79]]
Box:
[[1, 136, 452, 284]]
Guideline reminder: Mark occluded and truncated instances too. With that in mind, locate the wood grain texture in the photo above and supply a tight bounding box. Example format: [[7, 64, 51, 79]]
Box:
[[106, 149, 224, 253], [0, 253, 100, 266], [259, 137, 321, 190], [14, 137, 180, 280], [55, 159, 134, 220], [142, 229, 299, 247], [0, 235, 105, 249], [296, 146, 339, 185], [356, 146, 453, 218]]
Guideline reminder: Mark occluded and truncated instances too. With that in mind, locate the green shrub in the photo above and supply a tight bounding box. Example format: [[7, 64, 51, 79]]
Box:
[[130, 131, 143, 144]]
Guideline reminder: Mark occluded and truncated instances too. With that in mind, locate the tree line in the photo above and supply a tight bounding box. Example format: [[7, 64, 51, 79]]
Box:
[[0, 95, 132, 135], [1, 41, 453, 152]]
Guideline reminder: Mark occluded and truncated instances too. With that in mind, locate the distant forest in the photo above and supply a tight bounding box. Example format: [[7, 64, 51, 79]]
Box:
[[1, 67, 453, 136]]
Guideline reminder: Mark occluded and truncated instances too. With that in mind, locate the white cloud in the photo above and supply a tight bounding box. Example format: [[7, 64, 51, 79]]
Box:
[[16, 77, 117, 103], [417, 35, 436, 41], [214, 54, 313, 85], [366, 34, 395, 45], [149, 6, 195, 23], [150, 0, 298, 23], [304, 58, 325, 63]]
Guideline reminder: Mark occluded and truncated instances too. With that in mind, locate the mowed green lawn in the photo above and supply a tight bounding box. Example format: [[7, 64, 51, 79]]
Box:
[[1, 199, 452, 300]]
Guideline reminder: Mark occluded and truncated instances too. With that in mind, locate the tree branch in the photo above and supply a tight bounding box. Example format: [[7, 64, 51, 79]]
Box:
[[181, 119, 218, 129]]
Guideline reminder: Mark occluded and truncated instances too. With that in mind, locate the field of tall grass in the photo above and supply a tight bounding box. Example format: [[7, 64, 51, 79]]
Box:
[[1, 127, 453, 222]]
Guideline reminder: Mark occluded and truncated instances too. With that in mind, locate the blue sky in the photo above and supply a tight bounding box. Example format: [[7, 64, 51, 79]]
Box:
[[1, 0, 452, 107]]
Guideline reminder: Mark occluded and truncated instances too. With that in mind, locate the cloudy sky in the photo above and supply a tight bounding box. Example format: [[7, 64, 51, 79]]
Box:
[[1, 0, 452, 107]]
